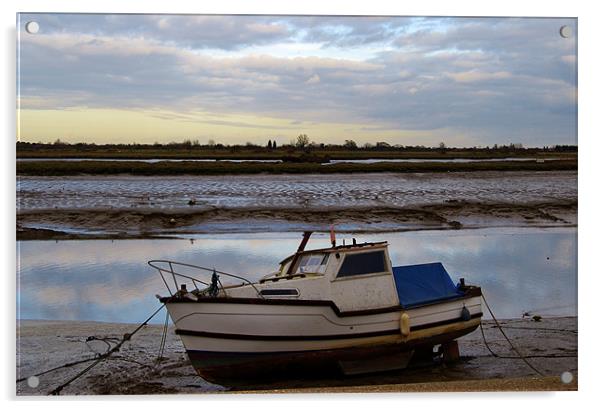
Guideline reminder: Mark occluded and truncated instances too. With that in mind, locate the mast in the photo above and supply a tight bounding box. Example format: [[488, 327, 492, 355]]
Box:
[[285, 231, 312, 275]]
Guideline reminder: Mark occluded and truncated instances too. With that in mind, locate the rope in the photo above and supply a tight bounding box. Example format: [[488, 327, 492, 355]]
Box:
[[85, 336, 119, 355], [17, 335, 143, 384], [490, 325, 577, 334], [17, 357, 99, 383], [47, 304, 166, 395], [480, 293, 544, 376], [155, 308, 170, 366], [17, 351, 160, 384]]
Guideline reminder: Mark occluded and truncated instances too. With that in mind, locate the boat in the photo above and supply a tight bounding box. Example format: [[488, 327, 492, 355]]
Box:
[[149, 231, 482, 385]]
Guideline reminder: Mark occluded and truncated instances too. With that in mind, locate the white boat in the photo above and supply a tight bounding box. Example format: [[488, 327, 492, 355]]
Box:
[[149, 232, 482, 385]]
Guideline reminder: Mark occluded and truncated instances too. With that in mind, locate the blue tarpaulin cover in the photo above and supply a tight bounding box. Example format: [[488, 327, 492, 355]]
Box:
[[392, 262, 464, 308]]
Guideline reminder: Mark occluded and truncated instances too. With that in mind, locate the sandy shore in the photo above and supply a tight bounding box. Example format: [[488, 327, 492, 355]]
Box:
[[16, 317, 577, 395]]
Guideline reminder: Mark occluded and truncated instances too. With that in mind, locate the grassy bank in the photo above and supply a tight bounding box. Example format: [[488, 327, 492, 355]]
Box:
[[16, 144, 577, 161], [17, 159, 578, 176]]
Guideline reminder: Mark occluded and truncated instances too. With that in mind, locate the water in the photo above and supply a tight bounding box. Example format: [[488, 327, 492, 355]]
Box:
[[323, 158, 560, 164], [17, 227, 577, 323], [17, 157, 561, 164]]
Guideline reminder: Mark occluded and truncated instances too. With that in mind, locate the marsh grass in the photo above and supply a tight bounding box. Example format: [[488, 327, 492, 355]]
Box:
[[17, 159, 578, 176]]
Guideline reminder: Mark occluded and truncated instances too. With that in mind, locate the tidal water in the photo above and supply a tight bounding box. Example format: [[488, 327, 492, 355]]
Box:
[[17, 157, 557, 164], [16, 227, 577, 323]]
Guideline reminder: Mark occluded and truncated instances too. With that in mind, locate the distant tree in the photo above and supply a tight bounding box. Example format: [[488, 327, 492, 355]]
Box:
[[363, 142, 373, 149], [295, 134, 310, 148], [192, 139, 200, 146], [553, 145, 577, 152], [273, 140, 277, 149], [267, 140, 273, 149], [509, 143, 524, 150], [207, 139, 216, 147], [438, 142, 447, 153], [344, 139, 358, 149]]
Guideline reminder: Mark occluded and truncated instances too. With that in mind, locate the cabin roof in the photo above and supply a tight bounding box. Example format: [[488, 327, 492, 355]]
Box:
[[279, 241, 388, 265]]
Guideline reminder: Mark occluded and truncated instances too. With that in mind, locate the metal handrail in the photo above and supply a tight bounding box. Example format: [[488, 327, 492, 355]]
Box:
[[148, 259, 264, 298]]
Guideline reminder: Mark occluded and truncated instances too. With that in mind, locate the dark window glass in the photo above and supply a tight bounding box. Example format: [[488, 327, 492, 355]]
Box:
[[337, 251, 386, 277]]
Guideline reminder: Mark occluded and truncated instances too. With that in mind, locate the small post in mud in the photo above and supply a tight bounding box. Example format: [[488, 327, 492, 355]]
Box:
[[441, 340, 460, 363]]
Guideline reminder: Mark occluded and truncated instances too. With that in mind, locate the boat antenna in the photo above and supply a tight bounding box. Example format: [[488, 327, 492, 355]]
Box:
[[330, 224, 336, 247]]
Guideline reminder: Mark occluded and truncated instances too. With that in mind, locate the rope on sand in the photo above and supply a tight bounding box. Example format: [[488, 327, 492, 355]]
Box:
[[155, 308, 170, 366], [480, 293, 544, 376], [45, 304, 166, 395]]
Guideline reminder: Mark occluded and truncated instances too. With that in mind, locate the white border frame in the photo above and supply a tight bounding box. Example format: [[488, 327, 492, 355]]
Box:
[[3, 1, 598, 407]]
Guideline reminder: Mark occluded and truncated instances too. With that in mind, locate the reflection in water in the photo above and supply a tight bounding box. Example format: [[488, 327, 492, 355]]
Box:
[[17, 227, 576, 323]]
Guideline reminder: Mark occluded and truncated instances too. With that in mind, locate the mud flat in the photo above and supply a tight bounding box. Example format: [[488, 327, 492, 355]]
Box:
[[17, 201, 577, 240], [16, 317, 577, 395], [17, 171, 577, 239]]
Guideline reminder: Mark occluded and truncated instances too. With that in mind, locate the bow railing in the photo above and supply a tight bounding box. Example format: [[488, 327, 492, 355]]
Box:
[[148, 260, 263, 298]]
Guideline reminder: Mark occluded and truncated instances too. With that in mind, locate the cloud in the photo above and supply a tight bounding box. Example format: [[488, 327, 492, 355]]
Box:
[[23, 14, 294, 50], [18, 14, 577, 146], [446, 70, 512, 83], [305, 74, 320, 85]]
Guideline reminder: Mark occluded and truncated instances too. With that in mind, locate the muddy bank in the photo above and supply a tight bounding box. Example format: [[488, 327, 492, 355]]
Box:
[[16, 317, 577, 395], [17, 200, 577, 240], [16, 171, 577, 239]]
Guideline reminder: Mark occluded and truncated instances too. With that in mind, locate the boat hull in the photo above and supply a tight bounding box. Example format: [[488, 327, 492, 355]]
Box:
[[164, 294, 482, 385], [186, 321, 479, 385]]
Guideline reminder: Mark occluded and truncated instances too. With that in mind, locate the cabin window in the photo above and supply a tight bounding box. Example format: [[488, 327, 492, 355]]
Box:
[[337, 251, 386, 278], [297, 253, 329, 274]]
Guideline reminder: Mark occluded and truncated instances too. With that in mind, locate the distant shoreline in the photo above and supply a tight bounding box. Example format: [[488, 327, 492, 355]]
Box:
[[16, 147, 577, 161]]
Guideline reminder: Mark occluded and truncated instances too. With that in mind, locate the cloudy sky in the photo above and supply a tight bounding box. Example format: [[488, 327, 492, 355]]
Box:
[[17, 14, 577, 147]]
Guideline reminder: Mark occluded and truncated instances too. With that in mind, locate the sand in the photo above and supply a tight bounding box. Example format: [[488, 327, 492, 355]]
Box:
[[16, 317, 577, 396]]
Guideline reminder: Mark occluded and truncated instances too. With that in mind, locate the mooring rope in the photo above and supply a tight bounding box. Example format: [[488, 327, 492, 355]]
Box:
[[45, 304, 166, 395], [155, 308, 170, 366], [490, 325, 577, 334], [17, 357, 100, 384], [480, 293, 544, 376], [17, 355, 158, 384]]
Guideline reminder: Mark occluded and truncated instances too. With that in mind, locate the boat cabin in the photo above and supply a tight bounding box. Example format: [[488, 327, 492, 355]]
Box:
[[251, 232, 466, 313], [152, 231, 470, 316], [268, 241, 391, 279]]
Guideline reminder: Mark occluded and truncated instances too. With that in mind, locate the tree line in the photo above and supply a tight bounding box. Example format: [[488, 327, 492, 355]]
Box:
[[16, 137, 577, 153]]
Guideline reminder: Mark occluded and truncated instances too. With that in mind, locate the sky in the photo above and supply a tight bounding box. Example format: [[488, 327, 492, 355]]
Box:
[[17, 14, 577, 147]]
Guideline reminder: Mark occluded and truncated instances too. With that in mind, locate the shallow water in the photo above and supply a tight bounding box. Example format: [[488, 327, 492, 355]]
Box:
[[17, 227, 576, 323], [17, 157, 559, 164], [17, 171, 577, 212]]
